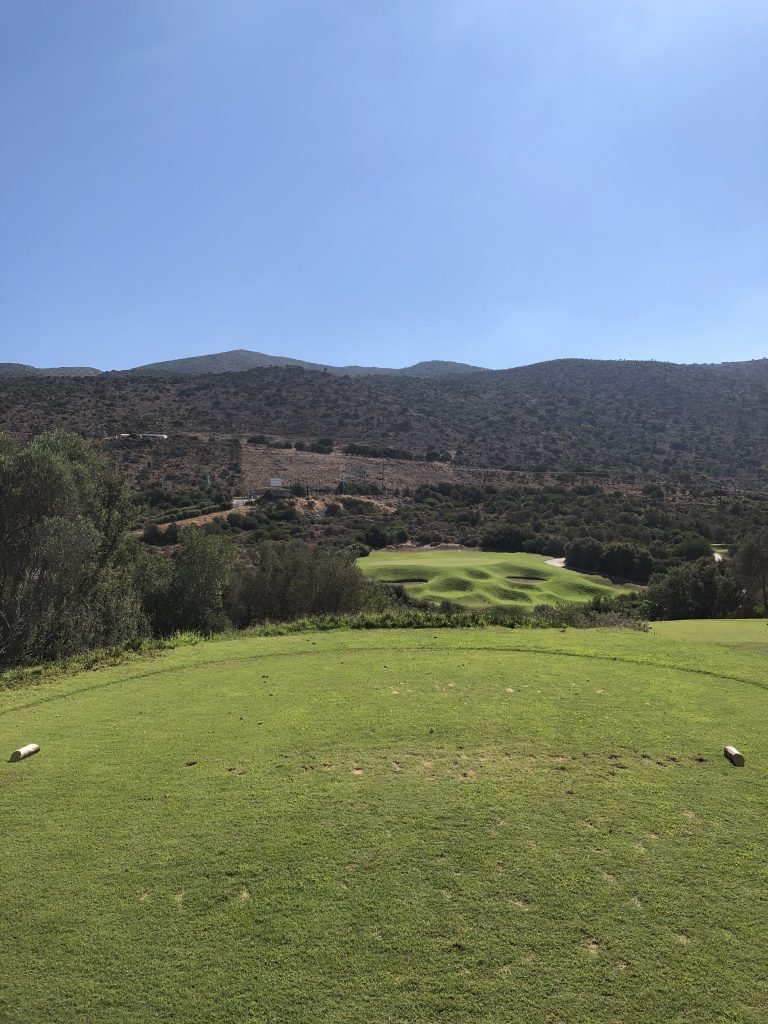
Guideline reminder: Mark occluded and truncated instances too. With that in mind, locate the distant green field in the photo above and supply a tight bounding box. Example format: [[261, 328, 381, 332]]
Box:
[[2, 623, 766, 1023], [359, 548, 637, 607], [653, 617, 768, 650]]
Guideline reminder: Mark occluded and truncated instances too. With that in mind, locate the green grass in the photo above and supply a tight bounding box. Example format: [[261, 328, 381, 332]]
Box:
[[2, 624, 767, 1022], [359, 549, 637, 608], [652, 617, 768, 651]]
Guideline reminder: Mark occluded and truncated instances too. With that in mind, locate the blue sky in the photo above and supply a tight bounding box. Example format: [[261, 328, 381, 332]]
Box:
[[1, 1, 766, 371]]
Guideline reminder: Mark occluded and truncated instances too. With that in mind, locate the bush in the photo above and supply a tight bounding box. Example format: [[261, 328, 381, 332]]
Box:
[[224, 541, 370, 626], [144, 528, 236, 636], [309, 438, 334, 454], [480, 526, 530, 552], [565, 537, 603, 572], [363, 525, 389, 549], [646, 559, 748, 619], [674, 535, 714, 561]]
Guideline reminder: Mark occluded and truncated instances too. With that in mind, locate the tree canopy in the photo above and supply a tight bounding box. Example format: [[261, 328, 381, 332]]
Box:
[[0, 432, 145, 665]]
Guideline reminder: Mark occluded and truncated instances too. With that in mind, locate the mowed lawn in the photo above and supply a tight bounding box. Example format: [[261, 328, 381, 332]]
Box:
[[358, 549, 637, 608], [1, 624, 767, 1023]]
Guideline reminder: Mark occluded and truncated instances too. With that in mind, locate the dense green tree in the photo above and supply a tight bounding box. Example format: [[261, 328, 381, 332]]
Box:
[[224, 541, 369, 626], [0, 432, 146, 666], [363, 525, 390, 549], [480, 525, 531, 552], [646, 559, 746, 620], [599, 543, 654, 583], [565, 537, 603, 572], [674, 535, 714, 561], [735, 528, 768, 611], [151, 528, 236, 635]]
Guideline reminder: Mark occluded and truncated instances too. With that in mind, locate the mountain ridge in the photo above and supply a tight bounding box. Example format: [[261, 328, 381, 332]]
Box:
[[2, 348, 764, 379], [0, 362, 102, 378], [2, 356, 767, 492], [0, 349, 487, 378]]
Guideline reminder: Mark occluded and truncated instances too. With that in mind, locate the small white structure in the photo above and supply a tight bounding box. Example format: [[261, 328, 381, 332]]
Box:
[[9, 743, 40, 762], [724, 745, 745, 766], [116, 432, 168, 441], [269, 478, 283, 488]]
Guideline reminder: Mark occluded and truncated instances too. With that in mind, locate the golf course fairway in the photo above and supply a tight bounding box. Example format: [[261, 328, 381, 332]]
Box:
[[1, 622, 766, 1023], [357, 549, 638, 608]]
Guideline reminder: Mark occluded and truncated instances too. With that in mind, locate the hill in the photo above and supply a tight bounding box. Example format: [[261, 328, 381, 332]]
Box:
[[2, 622, 766, 1022], [0, 362, 101, 377], [0, 349, 486, 378], [120, 348, 486, 378], [1, 357, 767, 491]]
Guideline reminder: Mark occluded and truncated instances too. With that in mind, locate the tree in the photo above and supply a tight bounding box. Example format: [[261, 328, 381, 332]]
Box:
[[565, 537, 603, 572], [599, 543, 654, 583], [151, 528, 236, 635], [674, 535, 713, 561], [0, 432, 146, 666], [224, 541, 369, 626], [735, 528, 768, 611], [646, 558, 747, 620], [363, 525, 389, 549], [480, 525, 530, 552]]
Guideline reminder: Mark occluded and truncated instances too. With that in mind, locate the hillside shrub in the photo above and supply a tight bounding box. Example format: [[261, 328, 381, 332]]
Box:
[[224, 541, 369, 626], [480, 526, 531, 552], [646, 559, 749, 619]]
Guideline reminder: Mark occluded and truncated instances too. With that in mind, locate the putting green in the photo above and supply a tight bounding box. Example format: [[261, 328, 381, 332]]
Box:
[[359, 548, 637, 607], [1, 624, 766, 1023]]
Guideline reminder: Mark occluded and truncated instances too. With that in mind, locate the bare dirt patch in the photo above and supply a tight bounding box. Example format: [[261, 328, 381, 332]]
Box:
[[242, 444, 469, 493]]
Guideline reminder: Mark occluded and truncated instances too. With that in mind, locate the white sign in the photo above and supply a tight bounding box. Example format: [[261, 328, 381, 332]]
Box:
[[269, 478, 283, 488]]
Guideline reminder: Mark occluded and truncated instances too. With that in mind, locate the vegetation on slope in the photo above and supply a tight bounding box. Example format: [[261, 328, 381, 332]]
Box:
[[2, 358, 768, 487], [184, 483, 755, 563]]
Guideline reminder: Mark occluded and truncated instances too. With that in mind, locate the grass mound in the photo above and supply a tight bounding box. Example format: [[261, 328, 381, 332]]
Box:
[[434, 573, 475, 592], [361, 549, 636, 608], [1, 623, 766, 1022], [465, 568, 492, 580]]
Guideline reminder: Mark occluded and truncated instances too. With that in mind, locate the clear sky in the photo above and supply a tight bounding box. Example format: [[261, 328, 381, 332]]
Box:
[[1, 1, 766, 371]]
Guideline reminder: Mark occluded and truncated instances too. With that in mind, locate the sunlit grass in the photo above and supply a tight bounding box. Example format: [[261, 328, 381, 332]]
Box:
[[1, 625, 766, 1023], [359, 549, 636, 608]]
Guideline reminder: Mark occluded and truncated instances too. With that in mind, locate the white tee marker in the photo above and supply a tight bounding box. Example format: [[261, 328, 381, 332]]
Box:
[[9, 743, 40, 763]]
